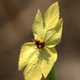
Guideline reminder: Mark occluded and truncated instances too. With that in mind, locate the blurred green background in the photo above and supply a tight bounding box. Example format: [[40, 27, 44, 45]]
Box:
[[0, 0, 80, 80]]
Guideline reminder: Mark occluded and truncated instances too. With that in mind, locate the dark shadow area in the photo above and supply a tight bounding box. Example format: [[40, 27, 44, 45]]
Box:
[[0, 0, 32, 27]]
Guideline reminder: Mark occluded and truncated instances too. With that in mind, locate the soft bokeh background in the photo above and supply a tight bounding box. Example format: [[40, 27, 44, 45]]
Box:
[[0, 0, 80, 80]]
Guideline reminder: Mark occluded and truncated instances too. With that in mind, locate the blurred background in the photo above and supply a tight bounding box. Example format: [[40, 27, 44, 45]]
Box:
[[0, 0, 80, 80]]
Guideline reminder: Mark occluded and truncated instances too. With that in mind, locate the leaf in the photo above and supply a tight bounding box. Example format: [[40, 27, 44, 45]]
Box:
[[18, 2, 62, 80], [44, 2, 59, 29], [39, 47, 57, 78], [23, 47, 57, 80], [45, 18, 63, 48], [24, 50, 42, 80], [32, 9, 44, 39], [18, 42, 37, 70]]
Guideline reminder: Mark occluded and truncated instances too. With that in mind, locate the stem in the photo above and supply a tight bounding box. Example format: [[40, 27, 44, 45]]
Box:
[[48, 66, 56, 80]]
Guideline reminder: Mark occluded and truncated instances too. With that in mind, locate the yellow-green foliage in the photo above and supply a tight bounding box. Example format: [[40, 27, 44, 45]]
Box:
[[18, 2, 63, 80]]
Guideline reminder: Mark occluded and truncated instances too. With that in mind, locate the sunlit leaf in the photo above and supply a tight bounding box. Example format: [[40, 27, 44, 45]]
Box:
[[32, 9, 43, 39], [45, 19, 63, 48], [44, 2, 59, 28], [23, 47, 57, 80], [18, 42, 37, 70], [24, 50, 42, 80], [18, 1, 63, 80], [39, 47, 57, 78]]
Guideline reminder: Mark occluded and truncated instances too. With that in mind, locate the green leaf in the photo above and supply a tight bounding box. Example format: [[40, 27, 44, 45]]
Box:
[[32, 9, 44, 39], [18, 42, 37, 70], [44, 2, 59, 29], [45, 19, 63, 48]]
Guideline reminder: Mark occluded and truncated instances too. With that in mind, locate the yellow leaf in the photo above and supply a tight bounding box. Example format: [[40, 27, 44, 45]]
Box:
[[18, 1, 63, 80], [39, 47, 57, 78], [44, 2, 59, 28], [18, 42, 37, 70], [24, 50, 42, 80], [32, 9, 43, 39], [45, 19, 63, 48]]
